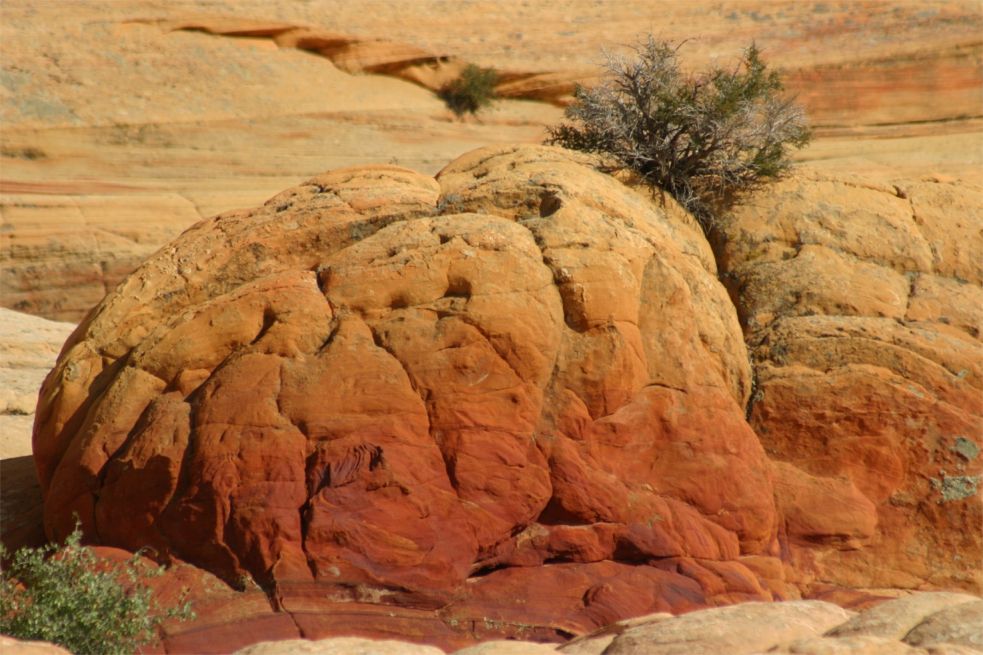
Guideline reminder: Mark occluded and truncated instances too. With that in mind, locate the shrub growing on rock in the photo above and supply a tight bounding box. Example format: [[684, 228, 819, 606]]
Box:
[[547, 37, 810, 229], [0, 524, 193, 655], [439, 63, 498, 116]]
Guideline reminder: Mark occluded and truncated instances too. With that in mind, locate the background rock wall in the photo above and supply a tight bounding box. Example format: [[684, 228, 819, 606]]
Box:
[[714, 172, 983, 592]]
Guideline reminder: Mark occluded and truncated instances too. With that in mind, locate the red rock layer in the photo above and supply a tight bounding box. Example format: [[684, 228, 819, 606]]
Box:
[[34, 146, 785, 644]]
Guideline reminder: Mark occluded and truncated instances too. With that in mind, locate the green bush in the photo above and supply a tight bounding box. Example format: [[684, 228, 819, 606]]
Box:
[[439, 64, 499, 116], [547, 37, 810, 229], [0, 524, 193, 655]]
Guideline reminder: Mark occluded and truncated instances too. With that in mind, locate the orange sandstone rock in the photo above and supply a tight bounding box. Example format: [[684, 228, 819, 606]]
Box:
[[34, 146, 777, 642], [715, 172, 983, 593]]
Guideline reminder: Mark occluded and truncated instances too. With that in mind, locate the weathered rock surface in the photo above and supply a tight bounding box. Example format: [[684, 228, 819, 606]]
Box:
[[0, 190, 201, 321], [0, 309, 75, 552], [0, 3, 557, 324], [560, 600, 853, 655], [155, 7, 983, 126], [0, 308, 76, 424], [828, 592, 981, 641], [557, 594, 983, 655], [0, 636, 72, 655], [713, 172, 983, 592], [901, 600, 983, 651], [30, 148, 983, 649], [155, 16, 589, 107], [34, 145, 783, 646], [233, 637, 445, 655], [3, 1, 979, 326]]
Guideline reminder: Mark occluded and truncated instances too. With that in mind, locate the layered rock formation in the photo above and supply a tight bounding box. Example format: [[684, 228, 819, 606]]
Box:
[[0, 189, 200, 321], [154, 16, 591, 106], [6, 592, 981, 654], [35, 145, 788, 646], [31, 145, 983, 649], [713, 172, 983, 592], [233, 592, 982, 654], [3, 1, 979, 325], [155, 12, 983, 127]]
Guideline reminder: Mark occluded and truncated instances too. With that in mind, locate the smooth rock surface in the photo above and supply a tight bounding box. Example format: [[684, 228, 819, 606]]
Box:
[[0, 636, 72, 655], [901, 600, 983, 651], [452, 642, 558, 654], [768, 635, 924, 654], [565, 600, 853, 655], [828, 592, 981, 641], [0, 308, 75, 425], [557, 595, 983, 655], [234, 637, 445, 655]]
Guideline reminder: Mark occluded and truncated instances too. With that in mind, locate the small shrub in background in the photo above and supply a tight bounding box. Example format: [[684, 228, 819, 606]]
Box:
[[0, 524, 193, 655], [547, 37, 810, 229], [439, 64, 499, 116]]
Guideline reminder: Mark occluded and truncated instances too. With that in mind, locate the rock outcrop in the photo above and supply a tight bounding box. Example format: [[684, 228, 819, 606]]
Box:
[[31, 146, 983, 649], [153, 12, 983, 125], [3, 2, 979, 324], [5, 593, 981, 655], [34, 145, 783, 646], [0, 636, 72, 655], [559, 593, 983, 654], [713, 172, 983, 592], [154, 15, 590, 107], [0, 188, 200, 321], [222, 593, 982, 654]]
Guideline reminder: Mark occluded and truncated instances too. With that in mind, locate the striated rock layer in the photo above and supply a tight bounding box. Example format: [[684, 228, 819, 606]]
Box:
[[6, 592, 982, 654]]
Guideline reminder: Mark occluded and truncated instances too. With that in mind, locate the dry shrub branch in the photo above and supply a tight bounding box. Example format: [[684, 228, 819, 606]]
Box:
[[548, 37, 811, 229]]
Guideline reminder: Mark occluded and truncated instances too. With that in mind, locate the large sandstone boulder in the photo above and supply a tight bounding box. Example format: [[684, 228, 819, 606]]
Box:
[[713, 172, 983, 592], [563, 600, 853, 655], [34, 145, 781, 644]]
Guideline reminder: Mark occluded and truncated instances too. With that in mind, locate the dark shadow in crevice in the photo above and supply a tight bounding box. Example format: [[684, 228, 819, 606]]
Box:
[[0, 455, 45, 553]]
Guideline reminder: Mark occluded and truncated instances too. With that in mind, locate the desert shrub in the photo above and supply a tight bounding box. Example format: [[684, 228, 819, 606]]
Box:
[[0, 146, 47, 160], [547, 37, 810, 229], [0, 524, 193, 655], [439, 64, 499, 116]]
